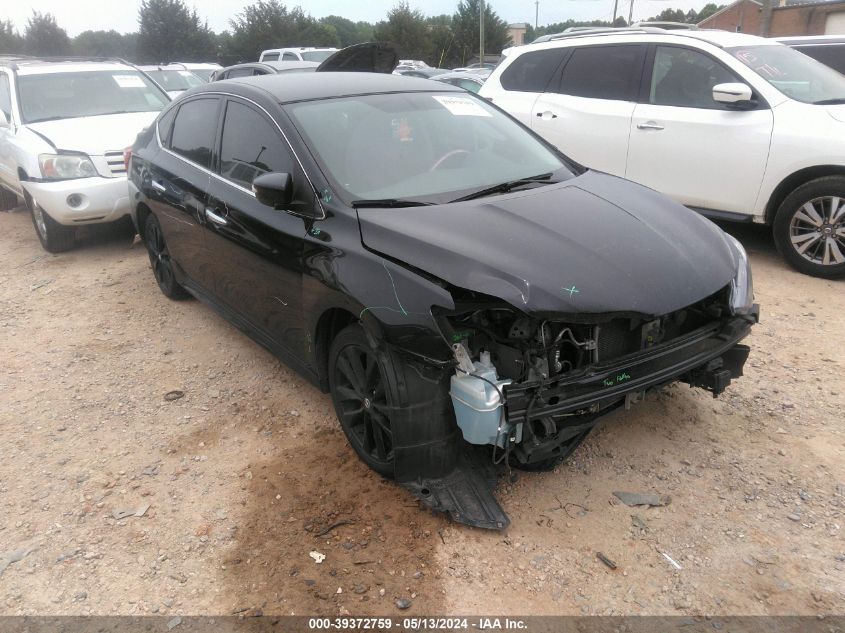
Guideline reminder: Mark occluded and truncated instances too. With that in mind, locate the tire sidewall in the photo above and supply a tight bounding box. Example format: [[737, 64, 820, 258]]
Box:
[[144, 214, 188, 299], [773, 177, 845, 279]]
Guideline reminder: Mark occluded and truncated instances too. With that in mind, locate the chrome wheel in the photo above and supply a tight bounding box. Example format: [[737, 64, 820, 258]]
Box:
[[789, 196, 845, 266], [31, 204, 47, 240]]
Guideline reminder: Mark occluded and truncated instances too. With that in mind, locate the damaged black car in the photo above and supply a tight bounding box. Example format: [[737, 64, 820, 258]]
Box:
[[128, 71, 758, 530]]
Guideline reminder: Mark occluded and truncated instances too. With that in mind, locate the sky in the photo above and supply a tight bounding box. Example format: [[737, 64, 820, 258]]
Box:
[[5, 0, 716, 36]]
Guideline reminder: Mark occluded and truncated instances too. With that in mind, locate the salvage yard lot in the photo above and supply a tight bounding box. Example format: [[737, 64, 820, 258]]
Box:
[[1, 205, 843, 616]]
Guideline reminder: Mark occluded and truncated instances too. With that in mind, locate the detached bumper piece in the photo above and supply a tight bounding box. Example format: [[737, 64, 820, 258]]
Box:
[[401, 448, 510, 530]]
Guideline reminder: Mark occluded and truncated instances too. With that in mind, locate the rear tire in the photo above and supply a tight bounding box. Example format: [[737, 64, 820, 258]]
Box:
[[27, 196, 76, 253], [773, 176, 845, 279], [0, 186, 18, 211], [143, 213, 188, 300]]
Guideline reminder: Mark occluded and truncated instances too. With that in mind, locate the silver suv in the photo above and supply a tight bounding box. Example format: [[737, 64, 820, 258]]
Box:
[[0, 57, 170, 252]]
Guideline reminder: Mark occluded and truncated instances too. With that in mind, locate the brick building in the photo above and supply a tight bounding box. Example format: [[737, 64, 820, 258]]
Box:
[[698, 0, 845, 35]]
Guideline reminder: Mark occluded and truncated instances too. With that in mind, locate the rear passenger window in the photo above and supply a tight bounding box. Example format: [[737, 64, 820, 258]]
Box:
[[226, 67, 255, 78], [262, 53, 280, 61], [170, 98, 219, 169], [282, 52, 298, 61], [500, 49, 566, 92], [218, 100, 294, 189], [557, 45, 644, 101]]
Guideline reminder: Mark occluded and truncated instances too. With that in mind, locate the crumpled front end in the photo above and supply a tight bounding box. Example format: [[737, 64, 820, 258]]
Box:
[[398, 283, 758, 530]]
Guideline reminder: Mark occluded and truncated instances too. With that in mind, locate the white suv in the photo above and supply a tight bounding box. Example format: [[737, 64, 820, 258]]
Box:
[[481, 29, 845, 278], [0, 57, 170, 252], [258, 47, 338, 63]]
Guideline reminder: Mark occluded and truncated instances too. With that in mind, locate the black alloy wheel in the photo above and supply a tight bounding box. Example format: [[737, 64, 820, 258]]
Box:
[[329, 325, 395, 477], [144, 214, 188, 299]]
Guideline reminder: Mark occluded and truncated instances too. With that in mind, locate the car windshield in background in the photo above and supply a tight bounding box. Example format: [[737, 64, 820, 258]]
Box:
[[17, 71, 170, 124], [188, 68, 214, 81], [146, 70, 204, 92], [300, 50, 335, 62], [286, 91, 572, 204], [727, 45, 845, 104]]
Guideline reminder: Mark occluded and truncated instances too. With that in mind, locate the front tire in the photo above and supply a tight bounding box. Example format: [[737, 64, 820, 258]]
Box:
[[773, 176, 845, 279], [28, 196, 76, 253], [329, 324, 397, 478], [143, 213, 188, 300]]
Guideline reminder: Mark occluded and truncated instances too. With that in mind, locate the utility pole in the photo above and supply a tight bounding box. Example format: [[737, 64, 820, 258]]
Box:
[[479, 0, 485, 65], [628, 0, 635, 25], [760, 0, 773, 36], [612, 0, 619, 23], [535, 0, 539, 29]]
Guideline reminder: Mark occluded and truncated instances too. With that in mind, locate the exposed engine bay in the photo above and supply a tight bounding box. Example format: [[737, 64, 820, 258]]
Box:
[[437, 286, 753, 475]]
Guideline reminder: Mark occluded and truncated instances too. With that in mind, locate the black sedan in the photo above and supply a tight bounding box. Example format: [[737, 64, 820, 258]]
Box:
[[127, 72, 758, 529]]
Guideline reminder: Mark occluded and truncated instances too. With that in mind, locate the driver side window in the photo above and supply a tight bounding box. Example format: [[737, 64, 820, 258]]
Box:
[[651, 46, 742, 109]]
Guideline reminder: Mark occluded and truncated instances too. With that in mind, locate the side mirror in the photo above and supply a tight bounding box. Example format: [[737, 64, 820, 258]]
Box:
[[712, 83, 754, 107], [0, 110, 10, 128], [253, 172, 293, 208]]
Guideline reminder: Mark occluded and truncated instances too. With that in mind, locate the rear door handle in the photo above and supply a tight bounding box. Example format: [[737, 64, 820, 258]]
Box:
[[150, 179, 166, 192], [637, 121, 664, 130], [204, 207, 228, 226], [536, 111, 558, 119]]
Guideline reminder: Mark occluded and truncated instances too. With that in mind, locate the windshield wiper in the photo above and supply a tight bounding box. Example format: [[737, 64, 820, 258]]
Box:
[[813, 98, 845, 105], [450, 173, 556, 203], [351, 198, 434, 208]]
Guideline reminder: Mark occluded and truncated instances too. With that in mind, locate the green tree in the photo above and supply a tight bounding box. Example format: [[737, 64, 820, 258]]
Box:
[[647, 8, 688, 22], [451, 0, 510, 66], [24, 11, 71, 56], [137, 0, 216, 63], [320, 15, 374, 47], [72, 30, 132, 59], [0, 20, 24, 55], [373, 2, 430, 61], [427, 15, 455, 68], [228, 0, 324, 62], [696, 3, 725, 21]]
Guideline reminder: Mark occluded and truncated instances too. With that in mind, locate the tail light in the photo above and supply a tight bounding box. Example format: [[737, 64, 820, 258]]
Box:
[[123, 146, 132, 172]]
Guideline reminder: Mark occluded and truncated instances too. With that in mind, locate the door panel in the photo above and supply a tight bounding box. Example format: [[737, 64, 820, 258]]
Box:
[[203, 98, 308, 359], [530, 44, 645, 176], [626, 45, 774, 214]]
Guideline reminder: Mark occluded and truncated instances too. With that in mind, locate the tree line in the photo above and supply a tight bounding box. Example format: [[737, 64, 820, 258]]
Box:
[[0, 0, 726, 69]]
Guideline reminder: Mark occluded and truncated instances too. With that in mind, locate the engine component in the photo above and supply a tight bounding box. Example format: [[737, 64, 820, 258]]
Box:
[[450, 345, 517, 447]]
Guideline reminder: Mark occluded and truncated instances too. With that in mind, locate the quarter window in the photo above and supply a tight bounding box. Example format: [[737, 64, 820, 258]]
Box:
[[218, 100, 294, 189], [500, 48, 566, 93], [157, 106, 177, 147], [170, 98, 219, 169], [262, 52, 280, 61], [651, 46, 741, 109], [557, 45, 644, 101]]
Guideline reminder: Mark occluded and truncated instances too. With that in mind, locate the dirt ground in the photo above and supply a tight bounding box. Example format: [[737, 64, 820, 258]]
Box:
[[1, 204, 843, 617]]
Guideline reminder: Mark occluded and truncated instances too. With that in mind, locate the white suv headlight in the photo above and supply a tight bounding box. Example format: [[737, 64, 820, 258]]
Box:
[[726, 234, 754, 314], [38, 154, 98, 181]]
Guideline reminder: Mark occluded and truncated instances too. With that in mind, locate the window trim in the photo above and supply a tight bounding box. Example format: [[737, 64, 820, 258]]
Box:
[[641, 43, 770, 111], [156, 91, 325, 219], [552, 43, 647, 103]]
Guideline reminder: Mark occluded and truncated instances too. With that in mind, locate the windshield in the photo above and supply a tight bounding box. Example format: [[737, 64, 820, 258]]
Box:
[[286, 92, 573, 204], [18, 71, 170, 124], [146, 69, 204, 92], [188, 68, 214, 81], [727, 44, 845, 104], [301, 50, 336, 62]]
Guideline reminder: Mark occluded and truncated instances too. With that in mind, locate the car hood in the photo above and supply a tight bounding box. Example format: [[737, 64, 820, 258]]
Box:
[[316, 42, 399, 73], [826, 104, 845, 123], [357, 171, 739, 317], [25, 111, 161, 155]]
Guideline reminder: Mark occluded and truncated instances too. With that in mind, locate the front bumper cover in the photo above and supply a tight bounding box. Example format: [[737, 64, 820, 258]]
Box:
[[23, 176, 130, 225]]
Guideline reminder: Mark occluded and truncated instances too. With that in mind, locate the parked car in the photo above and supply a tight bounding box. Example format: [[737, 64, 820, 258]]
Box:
[[138, 64, 204, 99], [433, 70, 488, 92], [0, 57, 170, 251], [394, 68, 451, 79], [127, 71, 757, 529], [173, 62, 223, 82], [480, 28, 845, 278], [259, 47, 338, 63], [211, 61, 319, 81], [453, 62, 497, 72], [776, 35, 845, 75]]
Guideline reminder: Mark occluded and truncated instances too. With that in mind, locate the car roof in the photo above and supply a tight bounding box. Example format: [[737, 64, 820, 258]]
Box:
[[776, 35, 845, 45], [522, 27, 776, 52], [211, 71, 463, 103], [0, 57, 136, 74]]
